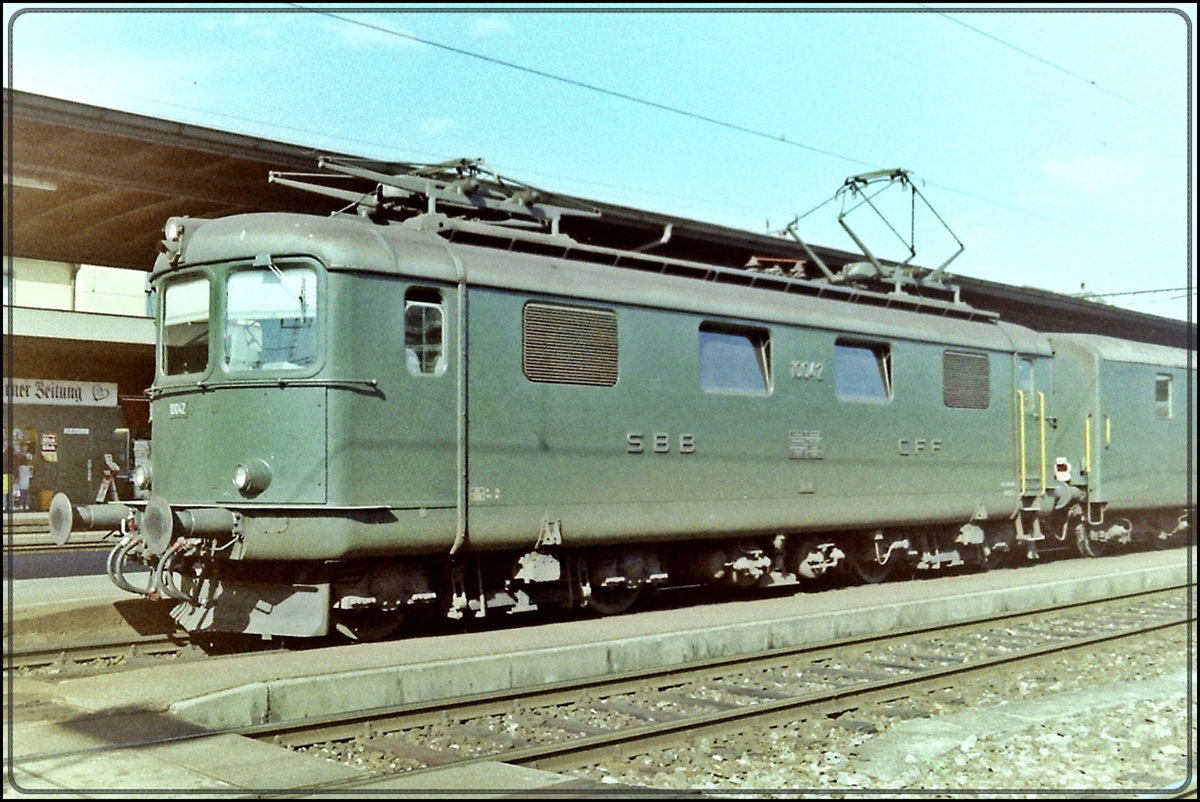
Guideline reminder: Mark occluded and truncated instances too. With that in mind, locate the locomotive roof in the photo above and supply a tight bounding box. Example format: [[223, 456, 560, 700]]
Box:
[[155, 211, 1051, 356]]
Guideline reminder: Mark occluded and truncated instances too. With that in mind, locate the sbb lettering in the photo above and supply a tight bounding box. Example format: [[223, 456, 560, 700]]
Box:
[[627, 432, 697, 455]]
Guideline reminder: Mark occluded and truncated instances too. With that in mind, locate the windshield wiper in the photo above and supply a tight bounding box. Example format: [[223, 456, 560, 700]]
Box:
[[253, 253, 307, 322]]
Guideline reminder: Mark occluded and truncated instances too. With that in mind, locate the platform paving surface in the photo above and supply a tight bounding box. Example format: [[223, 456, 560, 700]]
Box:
[[3, 546, 1193, 796]]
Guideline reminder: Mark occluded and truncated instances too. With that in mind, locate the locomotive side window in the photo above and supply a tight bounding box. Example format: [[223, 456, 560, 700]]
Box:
[[1016, 358, 1035, 411], [698, 323, 771, 395], [163, 275, 210, 376], [943, 351, 990, 409], [834, 341, 892, 403], [1155, 374, 1172, 419], [225, 266, 317, 371], [404, 288, 446, 376], [522, 302, 618, 386]]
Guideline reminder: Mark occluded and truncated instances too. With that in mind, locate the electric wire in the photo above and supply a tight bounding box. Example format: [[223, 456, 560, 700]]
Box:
[[290, 6, 1074, 223], [920, 6, 1170, 121], [288, 5, 880, 171]]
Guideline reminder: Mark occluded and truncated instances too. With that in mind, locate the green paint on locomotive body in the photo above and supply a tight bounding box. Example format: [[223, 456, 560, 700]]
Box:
[[146, 211, 1188, 563]]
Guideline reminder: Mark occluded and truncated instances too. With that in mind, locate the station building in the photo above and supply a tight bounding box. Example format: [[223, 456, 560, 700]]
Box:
[[3, 88, 1193, 510]]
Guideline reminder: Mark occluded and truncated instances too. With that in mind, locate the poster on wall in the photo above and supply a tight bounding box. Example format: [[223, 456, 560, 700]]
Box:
[[3, 378, 119, 407], [41, 432, 58, 463]]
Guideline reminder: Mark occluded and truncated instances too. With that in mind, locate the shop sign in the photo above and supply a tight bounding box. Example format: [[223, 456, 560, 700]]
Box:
[[4, 378, 119, 407]]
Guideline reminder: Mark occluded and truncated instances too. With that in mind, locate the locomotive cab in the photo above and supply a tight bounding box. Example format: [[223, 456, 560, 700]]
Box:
[[52, 214, 465, 638]]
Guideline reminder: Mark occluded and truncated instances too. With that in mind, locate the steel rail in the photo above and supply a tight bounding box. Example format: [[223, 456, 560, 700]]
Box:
[[6, 584, 1191, 780], [241, 593, 1193, 795], [264, 614, 1191, 794], [240, 584, 1192, 746], [520, 615, 1193, 775], [5, 633, 189, 671]]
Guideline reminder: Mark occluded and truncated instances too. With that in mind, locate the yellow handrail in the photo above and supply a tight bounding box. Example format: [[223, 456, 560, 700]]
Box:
[[1017, 390, 1027, 495], [1038, 392, 1047, 493], [1084, 416, 1092, 474]]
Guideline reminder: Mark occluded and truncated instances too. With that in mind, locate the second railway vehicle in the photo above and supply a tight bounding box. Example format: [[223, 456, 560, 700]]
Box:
[[50, 161, 1195, 640]]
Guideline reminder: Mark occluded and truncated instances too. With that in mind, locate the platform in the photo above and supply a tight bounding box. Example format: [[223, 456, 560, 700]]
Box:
[[4, 546, 1194, 796]]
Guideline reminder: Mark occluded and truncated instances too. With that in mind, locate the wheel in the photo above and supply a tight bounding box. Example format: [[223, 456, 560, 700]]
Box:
[[845, 537, 897, 584], [1074, 525, 1106, 558], [969, 544, 994, 572], [790, 537, 832, 582], [1150, 515, 1178, 550], [587, 584, 641, 616], [334, 608, 402, 641], [979, 526, 1015, 570]]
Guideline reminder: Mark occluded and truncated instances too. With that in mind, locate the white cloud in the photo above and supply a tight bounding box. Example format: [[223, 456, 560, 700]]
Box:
[[1040, 153, 1142, 193], [420, 118, 456, 136], [468, 16, 513, 39], [198, 13, 277, 38], [321, 17, 419, 51]]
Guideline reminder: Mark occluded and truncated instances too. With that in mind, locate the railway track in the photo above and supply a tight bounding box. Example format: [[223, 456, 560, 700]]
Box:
[[4, 515, 113, 554], [238, 586, 1192, 791], [6, 584, 1192, 794], [6, 633, 195, 674]]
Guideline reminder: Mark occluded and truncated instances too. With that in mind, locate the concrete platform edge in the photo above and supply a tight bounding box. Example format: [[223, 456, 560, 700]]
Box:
[[166, 560, 1191, 730]]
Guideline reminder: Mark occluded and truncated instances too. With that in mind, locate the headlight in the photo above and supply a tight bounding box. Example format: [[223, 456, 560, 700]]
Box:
[[161, 217, 188, 263], [233, 458, 272, 495], [164, 218, 185, 242], [132, 463, 153, 490]]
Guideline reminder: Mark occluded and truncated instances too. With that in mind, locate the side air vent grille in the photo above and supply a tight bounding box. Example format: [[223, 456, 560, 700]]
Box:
[[943, 350, 990, 409], [523, 302, 618, 386]]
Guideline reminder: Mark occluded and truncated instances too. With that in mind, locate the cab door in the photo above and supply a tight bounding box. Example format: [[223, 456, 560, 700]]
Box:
[[1016, 356, 1054, 505]]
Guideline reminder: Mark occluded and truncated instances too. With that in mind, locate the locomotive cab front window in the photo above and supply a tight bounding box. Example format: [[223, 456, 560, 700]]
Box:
[[163, 275, 211, 376], [225, 265, 318, 372]]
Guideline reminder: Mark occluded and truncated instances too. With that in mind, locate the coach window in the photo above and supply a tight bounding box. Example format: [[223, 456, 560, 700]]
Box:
[[163, 275, 210, 376], [1155, 374, 1172, 419], [699, 323, 771, 395], [405, 288, 446, 376], [834, 340, 892, 403]]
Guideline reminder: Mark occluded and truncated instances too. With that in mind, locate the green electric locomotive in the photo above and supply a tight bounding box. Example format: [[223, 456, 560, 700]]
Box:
[[50, 161, 1194, 640]]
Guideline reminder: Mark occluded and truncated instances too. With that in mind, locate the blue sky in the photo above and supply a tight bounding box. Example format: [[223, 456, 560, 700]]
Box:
[[5, 5, 1195, 323]]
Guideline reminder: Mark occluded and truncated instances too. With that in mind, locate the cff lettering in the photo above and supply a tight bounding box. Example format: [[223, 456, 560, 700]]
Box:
[[898, 438, 942, 456]]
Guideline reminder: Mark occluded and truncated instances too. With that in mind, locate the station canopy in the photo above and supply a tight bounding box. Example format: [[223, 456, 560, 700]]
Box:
[[4, 88, 1191, 349]]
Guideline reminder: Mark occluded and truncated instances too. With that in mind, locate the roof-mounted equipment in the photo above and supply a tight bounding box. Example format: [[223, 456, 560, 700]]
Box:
[[781, 168, 965, 297], [269, 156, 601, 238]]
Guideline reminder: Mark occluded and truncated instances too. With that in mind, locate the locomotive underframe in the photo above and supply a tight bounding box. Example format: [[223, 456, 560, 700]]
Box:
[[69, 502, 1192, 640]]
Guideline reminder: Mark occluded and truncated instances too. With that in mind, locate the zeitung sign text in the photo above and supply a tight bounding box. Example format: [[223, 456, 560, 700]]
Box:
[[4, 378, 119, 407]]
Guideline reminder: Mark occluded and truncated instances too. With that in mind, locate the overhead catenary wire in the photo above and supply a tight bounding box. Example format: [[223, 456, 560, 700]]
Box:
[[919, 5, 1170, 121], [287, 5, 880, 169], [1082, 287, 1193, 299], [291, 6, 1073, 224]]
